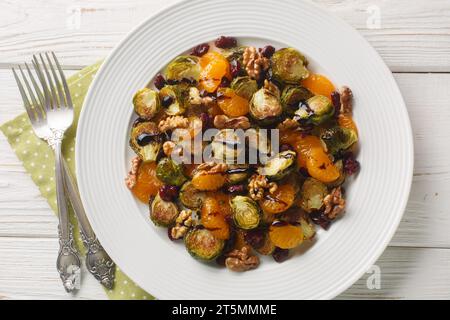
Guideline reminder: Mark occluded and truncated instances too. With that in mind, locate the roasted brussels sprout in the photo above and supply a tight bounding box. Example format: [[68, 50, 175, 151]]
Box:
[[159, 85, 187, 116], [320, 126, 358, 155], [295, 95, 334, 125], [156, 158, 187, 187], [133, 88, 161, 120], [179, 181, 206, 209], [230, 76, 258, 100], [150, 194, 179, 227], [255, 233, 276, 255], [223, 46, 246, 64], [271, 48, 309, 84], [299, 178, 328, 213], [300, 216, 316, 240], [129, 121, 162, 162], [211, 129, 243, 163], [249, 87, 283, 125], [165, 55, 200, 82], [231, 196, 260, 230], [185, 227, 225, 260], [327, 160, 346, 187], [226, 165, 250, 185], [257, 150, 296, 181], [281, 85, 313, 116]]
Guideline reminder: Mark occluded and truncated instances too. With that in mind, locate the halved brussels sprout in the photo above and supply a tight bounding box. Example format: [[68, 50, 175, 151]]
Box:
[[129, 121, 162, 162], [249, 87, 283, 125], [327, 159, 346, 188], [320, 126, 358, 155], [159, 85, 186, 116], [179, 181, 206, 209], [185, 227, 225, 260], [211, 129, 243, 163], [156, 158, 187, 187], [231, 196, 260, 230], [300, 216, 316, 240], [281, 85, 313, 116], [230, 76, 258, 100], [150, 194, 179, 227], [226, 165, 250, 185], [255, 233, 276, 255], [294, 95, 334, 125], [299, 178, 328, 213], [271, 48, 309, 84], [165, 55, 200, 82], [223, 46, 247, 64], [133, 88, 161, 120], [257, 150, 296, 181]]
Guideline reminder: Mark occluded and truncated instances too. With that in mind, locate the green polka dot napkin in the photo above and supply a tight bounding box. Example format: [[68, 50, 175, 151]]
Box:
[[0, 61, 153, 300]]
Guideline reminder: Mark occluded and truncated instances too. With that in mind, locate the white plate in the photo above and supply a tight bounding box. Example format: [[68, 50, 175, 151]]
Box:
[[76, 0, 413, 299]]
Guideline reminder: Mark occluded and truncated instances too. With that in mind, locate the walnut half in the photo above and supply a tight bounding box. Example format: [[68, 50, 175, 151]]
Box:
[[170, 209, 195, 240], [214, 115, 251, 130], [225, 246, 260, 272], [323, 186, 346, 219]]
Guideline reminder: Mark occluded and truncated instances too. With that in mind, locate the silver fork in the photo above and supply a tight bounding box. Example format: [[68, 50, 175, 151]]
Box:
[[13, 52, 115, 291]]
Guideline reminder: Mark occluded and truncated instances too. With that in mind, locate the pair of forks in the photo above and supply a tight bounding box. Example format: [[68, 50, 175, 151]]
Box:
[[13, 53, 115, 292]]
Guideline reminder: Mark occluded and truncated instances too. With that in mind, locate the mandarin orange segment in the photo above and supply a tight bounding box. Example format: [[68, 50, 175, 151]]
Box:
[[207, 191, 233, 216], [192, 172, 226, 191], [217, 88, 250, 117], [338, 114, 358, 135], [301, 74, 335, 99], [199, 51, 231, 93], [132, 161, 163, 203], [269, 223, 304, 249], [259, 184, 296, 214], [201, 197, 230, 240]]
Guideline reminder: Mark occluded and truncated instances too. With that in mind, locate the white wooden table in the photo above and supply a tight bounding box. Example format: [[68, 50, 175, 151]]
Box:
[[0, 0, 449, 300]]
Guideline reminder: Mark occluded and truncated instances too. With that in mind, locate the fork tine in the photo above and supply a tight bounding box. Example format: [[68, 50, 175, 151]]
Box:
[[24, 63, 46, 121], [18, 66, 40, 117], [39, 53, 59, 109], [33, 55, 52, 111], [46, 52, 66, 109], [12, 67, 36, 122], [52, 52, 73, 109]]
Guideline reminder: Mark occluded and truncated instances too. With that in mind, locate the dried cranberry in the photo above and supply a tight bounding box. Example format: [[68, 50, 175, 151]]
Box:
[[244, 229, 265, 249], [280, 144, 294, 152], [260, 45, 276, 58], [226, 184, 246, 194], [159, 185, 179, 201], [331, 91, 341, 117], [191, 43, 210, 57], [298, 167, 310, 177], [310, 211, 331, 230], [200, 112, 213, 132], [154, 74, 166, 90], [272, 247, 290, 263], [230, 60, 241, 78], [343, 152, 360, 176], [215, 36, 237, 49], [219, 77, 231, 88], [161, 95, 174, 107], [216, 254, 227, 266]]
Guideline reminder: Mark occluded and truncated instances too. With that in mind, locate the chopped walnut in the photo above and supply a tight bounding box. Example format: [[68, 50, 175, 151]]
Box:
[[171, 209, 195, 240], [277, 118, 299, 131], [243, 46, 270, 80], [214, 115, 251, 130], [188, 87, 215, 107], [196, 161, 228, 174], [225, 245, 260, 272], [323, 186, 346, 219], [263, 79, 280, 97], [125, 156, 141, 189], [248, 174, 278, 201], [163, 141, 176, 157], [158, 116, 189, 132], [339, 86, 353, 114]]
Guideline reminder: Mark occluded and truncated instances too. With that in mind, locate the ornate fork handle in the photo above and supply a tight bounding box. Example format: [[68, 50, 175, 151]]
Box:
[[62, 160, 115, 289]]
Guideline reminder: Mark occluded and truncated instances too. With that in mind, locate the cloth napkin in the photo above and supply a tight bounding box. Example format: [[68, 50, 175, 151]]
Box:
[[0, 62, 153, 300]]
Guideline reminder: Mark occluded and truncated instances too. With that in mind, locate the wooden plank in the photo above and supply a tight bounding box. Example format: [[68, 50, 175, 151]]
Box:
[[0, 237, 447, 299], [1, 71, 449, 247], [0, 0, 449, 71]]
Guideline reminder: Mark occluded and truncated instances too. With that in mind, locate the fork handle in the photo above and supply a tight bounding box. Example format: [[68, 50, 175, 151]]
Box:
[[62, 159, 116, 289]]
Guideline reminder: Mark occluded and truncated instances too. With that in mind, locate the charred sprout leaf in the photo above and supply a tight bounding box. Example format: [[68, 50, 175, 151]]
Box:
[[179, 181, 206, 209], [299, 178, 328, 213], [249, 87, 283, 125], [133, 88, 161, 120], [150, 194, 179, 227], [159, 85, 187, 116], [231, 196, 260, 230], [300, 216, 316, 240], [165, 55, 200, 82], [185, 227, 225, 260], [226, 165, 250, 185], [271, 48, 309, 84], [257, 150, 296, 181], [281, 85, 313, 116], [129, 121, 162, 162], [320, 126, 358, 155], [211, 129, 243, 164], [156, 158, 187, 187], [230, 76, 258, 101]]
